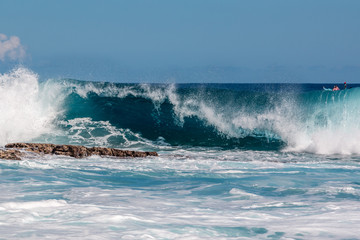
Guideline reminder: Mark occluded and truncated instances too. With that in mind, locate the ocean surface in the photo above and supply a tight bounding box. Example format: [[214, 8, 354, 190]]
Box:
[[1, 67, 360, 239]]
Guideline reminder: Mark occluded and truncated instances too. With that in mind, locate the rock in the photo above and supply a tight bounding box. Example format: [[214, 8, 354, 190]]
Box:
[[4, 143, 158, 159], [0, 149, 22, 160]]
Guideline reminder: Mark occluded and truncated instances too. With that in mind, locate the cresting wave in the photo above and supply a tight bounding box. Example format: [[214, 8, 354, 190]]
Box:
[[1, 67, 360, 155], [0, 68, 62, 146]]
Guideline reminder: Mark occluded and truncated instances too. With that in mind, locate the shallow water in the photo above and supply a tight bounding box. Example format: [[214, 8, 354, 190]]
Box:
[[1, 149, 360, 239]]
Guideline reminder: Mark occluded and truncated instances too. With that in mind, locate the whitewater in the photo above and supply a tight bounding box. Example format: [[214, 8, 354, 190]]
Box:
[[1, 67, 360, 239]]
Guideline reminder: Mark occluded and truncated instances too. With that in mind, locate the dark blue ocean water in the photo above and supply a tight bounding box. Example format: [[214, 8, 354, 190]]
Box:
[[1, 68, 360, 239]]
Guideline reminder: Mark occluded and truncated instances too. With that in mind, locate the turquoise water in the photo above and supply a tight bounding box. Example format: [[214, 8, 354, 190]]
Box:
[[1, 68, 360, 239], [1, 150, 360, 239]]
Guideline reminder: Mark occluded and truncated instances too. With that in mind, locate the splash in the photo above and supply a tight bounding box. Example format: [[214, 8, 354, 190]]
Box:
[[63, 81, 360, 154], [282, 89, 360, 154], [1, 68, 360, 155], [0, 67, 62, 146]]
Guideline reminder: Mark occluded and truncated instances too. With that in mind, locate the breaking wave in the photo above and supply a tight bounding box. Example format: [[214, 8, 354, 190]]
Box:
[[0, 68, 62, 145], [1, 67, 360, 155]]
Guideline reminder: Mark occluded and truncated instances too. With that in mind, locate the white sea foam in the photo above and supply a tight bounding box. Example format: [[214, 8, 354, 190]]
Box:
[[1, 199, 67, 210], [229, 188, 260, 198], [54, 117, 163, 151], [1, 147, 360, 239], [2, 68, 359, 155], [74, 82, 358, 155], [0, 67, 62, 146], [281, 89, 360, 155], [164, 86, 360, 155], [2, 68, 360, 239], [62, 82, 360, 154]]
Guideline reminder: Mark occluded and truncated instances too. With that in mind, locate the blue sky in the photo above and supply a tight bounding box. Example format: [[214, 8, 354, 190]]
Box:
[[1, 0, 360, 82]]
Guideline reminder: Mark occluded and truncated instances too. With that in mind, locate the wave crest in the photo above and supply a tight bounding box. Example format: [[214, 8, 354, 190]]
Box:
[[2, 67, 360, 155], [0, 67, 62, 146]]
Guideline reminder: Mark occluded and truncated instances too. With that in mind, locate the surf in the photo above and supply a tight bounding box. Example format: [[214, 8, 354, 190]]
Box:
[[0, 67, 62, 146], [1, 67, 360, 155]]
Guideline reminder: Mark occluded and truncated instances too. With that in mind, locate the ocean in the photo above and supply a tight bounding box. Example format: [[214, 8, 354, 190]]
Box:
[[1, 67, 360, 239]]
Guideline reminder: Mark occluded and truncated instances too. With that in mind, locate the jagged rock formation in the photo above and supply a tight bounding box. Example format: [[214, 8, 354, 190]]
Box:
[[0, 149, 23, 160], [1, 143, 158, 160]]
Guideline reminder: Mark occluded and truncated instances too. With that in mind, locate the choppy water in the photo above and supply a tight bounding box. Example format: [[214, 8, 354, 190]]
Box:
[[1, 67, 360, 239]]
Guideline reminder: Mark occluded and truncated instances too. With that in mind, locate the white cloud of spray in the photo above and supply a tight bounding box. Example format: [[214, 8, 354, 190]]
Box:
[[0, 33, 25, 61]]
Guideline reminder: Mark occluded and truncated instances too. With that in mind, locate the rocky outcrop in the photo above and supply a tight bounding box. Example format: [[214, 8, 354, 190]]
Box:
[[2, 143, 158, 160], [0, 149, 23, 160]]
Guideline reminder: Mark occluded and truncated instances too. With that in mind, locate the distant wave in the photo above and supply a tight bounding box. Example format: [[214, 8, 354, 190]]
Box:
[[1, 67, 360, 154]]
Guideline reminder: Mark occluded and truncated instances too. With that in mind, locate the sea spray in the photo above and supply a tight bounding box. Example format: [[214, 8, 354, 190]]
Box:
[[283, 88, 360, 154], [61, 81, 360, 154], [58, 81, 291, 150], [2, 67, 360, 154], [0, 67, 61, 146], [2, 68, 360, 240]]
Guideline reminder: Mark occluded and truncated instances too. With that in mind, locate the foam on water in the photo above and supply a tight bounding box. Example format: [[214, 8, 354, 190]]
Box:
[[1, 150, 360, 239], [56, 79, 360, 154], [1, 67, 360, 155], [56, 117, 155, 148], [2, 67, 360, 239], [0, 68, 62, 146], [281, 89, 360, 154]]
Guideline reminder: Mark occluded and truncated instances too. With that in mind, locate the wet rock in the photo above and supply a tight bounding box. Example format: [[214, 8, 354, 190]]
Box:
[[5, 143, 158, 159], [0, 149, 22, 160]]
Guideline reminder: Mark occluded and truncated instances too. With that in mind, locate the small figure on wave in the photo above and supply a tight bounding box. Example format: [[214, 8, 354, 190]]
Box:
[[332, 85, 340, 91]]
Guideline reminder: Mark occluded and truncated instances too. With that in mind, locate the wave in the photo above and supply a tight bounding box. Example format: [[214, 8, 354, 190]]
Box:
[[1, 67, 360, 155], [285, 88, 360, 154], [0, 68, 62, 146]]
